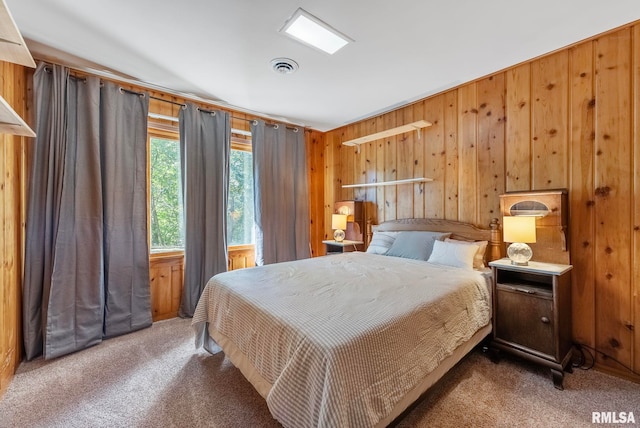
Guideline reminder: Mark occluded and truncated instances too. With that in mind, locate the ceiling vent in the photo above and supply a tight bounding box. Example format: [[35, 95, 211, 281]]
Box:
[[270, 58, 299, 75]]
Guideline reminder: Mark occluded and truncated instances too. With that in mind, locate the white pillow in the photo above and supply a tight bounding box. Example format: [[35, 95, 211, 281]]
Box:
[[428, 240, 479, 270], [445, 238, 488, 270], [366, 231, 399, 255]]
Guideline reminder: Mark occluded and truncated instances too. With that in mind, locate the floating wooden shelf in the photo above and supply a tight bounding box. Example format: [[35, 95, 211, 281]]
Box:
[[0, 0, 36, 68], [0, 95, 35, 137], [342, 177, 433, 188], [342, 120, 432, 146], [0, 0, 36, 138]]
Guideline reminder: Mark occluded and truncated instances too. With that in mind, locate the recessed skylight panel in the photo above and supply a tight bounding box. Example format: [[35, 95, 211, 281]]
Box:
[[280, 8, 352, 55]]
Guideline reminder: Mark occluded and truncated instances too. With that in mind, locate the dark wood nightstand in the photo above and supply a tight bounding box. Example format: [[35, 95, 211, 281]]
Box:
[[488, 258, 573, 390], [322, 240, 364, 255]]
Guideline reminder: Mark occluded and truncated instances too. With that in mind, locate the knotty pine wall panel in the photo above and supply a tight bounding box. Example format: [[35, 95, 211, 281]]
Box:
[[322, 22, 640, 382], [0, 63, 29, 399], [476, 75, 506, 227], [422, 97, 445, 219], [149, 254, 184, 321], [443, 91, 459, 219], [593, 29, 633, 371], [306, 129, 326, 257], [397, 108, 414, 220], [374, 117, 386, 224], [531, 51, 570, 190], [323, 131, 337, 248], [505, 64, 532, 191], [341, 126, 355, 202], [384, 112, 398, 221], [569, 41, 596, 349], [363, 118, 378, 225], [457, 84, 479, 224], [633, 24, 640, 375]]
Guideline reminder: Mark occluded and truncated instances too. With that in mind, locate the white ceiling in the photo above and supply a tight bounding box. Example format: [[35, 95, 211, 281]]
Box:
[[7, 0, 640, 131]]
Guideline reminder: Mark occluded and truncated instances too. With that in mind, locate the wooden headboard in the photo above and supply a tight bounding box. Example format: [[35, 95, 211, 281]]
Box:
[[367, 218, 503, 262]]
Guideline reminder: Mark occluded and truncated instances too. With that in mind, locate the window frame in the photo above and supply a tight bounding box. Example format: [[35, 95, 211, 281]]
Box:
[[147, 125, 183, 257], [146, 125, 255, 257], [228, 136, 254, 250]]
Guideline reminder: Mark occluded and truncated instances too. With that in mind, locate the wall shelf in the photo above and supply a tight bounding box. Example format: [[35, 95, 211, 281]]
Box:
[[0, 0, 36, 68], [0, 96, 35, 137], [342, 177, 433, 188], [342, 120, 432, 147], [0, 0, 36, 138]]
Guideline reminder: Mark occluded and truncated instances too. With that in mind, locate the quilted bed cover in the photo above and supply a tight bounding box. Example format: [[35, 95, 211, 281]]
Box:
[[192, 252, 491, 428]]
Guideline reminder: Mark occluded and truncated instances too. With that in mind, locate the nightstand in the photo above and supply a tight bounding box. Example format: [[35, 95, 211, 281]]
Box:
[[322, 240, 364, 255], [488, 258, 573, 390]]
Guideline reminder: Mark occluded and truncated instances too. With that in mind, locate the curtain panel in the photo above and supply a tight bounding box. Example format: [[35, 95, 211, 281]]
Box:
[[23, 63, 151, 360], [178, 105, 230, 317], [100, 84, 152, 338], [251, 120, 310, 265]]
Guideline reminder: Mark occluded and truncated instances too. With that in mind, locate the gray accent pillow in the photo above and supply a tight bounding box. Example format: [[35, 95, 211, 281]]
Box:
[[385, 231, 452, 261], [366, 231, 399, 255]]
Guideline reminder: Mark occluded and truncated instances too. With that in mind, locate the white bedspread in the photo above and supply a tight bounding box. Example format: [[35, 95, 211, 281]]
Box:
[[192, 252, 491, 428]]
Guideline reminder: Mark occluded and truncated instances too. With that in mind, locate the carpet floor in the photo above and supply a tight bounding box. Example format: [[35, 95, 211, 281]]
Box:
[[1, 317, 638, 427]]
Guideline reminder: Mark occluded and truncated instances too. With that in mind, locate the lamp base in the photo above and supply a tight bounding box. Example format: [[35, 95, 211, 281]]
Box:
[[333, 229, 345, 242], [507, 242, 533, 266]]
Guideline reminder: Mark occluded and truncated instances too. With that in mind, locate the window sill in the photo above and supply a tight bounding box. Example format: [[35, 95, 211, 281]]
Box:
[[149, 245, 254, 259], [150, 249, 184, 260], [228, 244, 255, 251]]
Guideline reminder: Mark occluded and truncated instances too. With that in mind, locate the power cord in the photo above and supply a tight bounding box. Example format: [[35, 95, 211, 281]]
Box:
[[572, 342, 640, 377]]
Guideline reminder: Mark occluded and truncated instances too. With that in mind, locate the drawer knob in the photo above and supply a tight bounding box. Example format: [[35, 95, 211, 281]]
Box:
[[541, 316, 550, 324]]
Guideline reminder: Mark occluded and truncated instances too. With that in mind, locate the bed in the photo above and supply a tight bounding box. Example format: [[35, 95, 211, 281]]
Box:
[[192, 218, 502, 427]]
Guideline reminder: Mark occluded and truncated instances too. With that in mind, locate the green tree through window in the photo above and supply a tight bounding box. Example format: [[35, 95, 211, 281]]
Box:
[[149, 134, 254, 251], [150, 136, 184, 250], [227, 148, 254, 245]]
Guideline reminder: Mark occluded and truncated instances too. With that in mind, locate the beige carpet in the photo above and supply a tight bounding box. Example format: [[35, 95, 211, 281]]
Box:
[[1, 317, 638, 428]]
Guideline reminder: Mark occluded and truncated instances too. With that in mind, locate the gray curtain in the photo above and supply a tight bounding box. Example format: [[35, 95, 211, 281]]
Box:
[[101, 84, 151, 337], [251, 120, 310, 265], [178, 105, 230, 317], [23, 63, 151, 360]]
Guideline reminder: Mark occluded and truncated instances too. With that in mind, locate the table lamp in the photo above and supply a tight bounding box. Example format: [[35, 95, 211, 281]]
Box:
[[331, 214, 347, 242], [503, 216, 537, 266]]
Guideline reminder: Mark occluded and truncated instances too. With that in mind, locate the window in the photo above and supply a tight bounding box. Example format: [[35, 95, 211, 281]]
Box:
[[149, 131, 184, 251], [227, 142, 254, 246], [147, 126, 253, 252]]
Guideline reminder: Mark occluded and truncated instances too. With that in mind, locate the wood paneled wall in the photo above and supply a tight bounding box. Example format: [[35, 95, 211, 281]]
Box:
[[0, 62, 29, 398], [149, 247, 259, 322], [4, 21, 639, 392], [307, 129, 326, 256], [149, 253, 184, 321], [227, 245, 256, 271], [322, 23, 640, 381]]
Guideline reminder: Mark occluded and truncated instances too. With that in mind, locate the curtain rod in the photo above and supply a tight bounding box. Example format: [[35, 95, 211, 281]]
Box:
[[148, 112, 252, 137], [40, 61, 306, 130], [149, 112, 298, 133], [127, 87, 298, 129], [150, 96, 297, 130], [41, 70, 299, 132], [147, 99, 298, 132]]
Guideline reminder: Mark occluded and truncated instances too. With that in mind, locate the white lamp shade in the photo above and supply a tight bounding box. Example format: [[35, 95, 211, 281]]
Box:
[[503, 216, 537, 243], [331, 214, 347, 230]]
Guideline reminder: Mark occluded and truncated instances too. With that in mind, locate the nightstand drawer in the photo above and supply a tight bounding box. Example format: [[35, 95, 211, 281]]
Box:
[[495, 284, 554, 358]]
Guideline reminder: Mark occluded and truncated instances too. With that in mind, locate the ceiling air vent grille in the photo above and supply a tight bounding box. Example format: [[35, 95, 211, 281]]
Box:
[[270, 58, 299, 74]]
